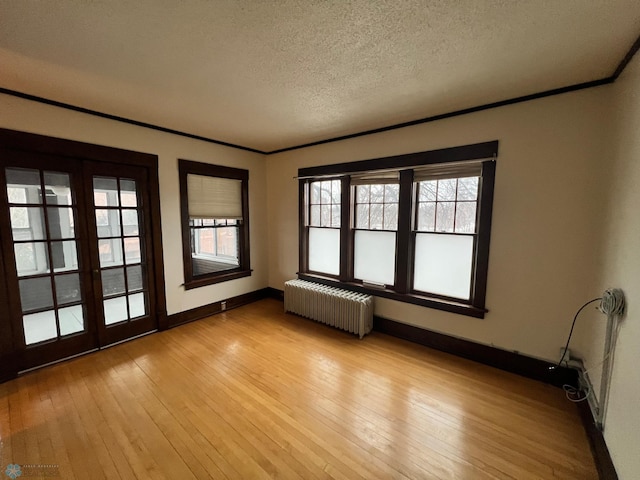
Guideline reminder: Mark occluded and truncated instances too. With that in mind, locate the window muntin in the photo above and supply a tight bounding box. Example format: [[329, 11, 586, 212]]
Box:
[[297, 142, 497, 318], [354, 183, 399, 230], [179, 160, 250, 288], [415, 177, 478, 234], [309, 180, 341, 228]]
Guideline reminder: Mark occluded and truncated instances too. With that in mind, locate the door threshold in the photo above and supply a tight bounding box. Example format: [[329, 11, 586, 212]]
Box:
[[19, 348, 100, 375], [100, 329, 158, 349], [18, 329, 159, 375]]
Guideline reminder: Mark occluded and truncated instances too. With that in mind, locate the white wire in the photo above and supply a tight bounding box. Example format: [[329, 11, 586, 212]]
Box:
[[599, 288, 626, 316], [563, 383, 590, 402], [565, 320, 620, 403], [582, 317, 622, 377], [565, 289, 625, 405]]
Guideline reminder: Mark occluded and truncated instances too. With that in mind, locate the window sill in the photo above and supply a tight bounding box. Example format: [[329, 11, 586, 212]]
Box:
[[297, 273, 487, 319], [184, 269, 252, 290], [192, 254, 239, 265]]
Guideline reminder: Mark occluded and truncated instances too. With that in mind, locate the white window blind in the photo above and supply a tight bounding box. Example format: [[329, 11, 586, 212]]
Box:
[[413, 160, 483, 182], [187, 174, 242, 220], [350, 171, 399, 185]]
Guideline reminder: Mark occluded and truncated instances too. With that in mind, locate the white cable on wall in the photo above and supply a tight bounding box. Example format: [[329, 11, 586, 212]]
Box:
[[599, 288, 626, 316], [596, 288, 626, 429]]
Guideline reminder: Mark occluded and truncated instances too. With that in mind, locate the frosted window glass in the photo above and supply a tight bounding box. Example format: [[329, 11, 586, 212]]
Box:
[[308, 227, 340, 275], [354, 230, 396, 285], [414, 233, 473, 299]]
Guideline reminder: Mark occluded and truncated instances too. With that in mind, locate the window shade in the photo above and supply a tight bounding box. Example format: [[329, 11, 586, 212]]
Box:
[[413, 160, 484, 182], [187, 174, 242, 219], [350, 171, 399, 185]]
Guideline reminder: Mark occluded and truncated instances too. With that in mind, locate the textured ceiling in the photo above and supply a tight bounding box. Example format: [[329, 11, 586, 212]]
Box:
[[1, 1, 639, 152]]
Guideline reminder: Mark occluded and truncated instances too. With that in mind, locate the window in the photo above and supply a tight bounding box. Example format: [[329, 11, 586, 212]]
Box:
[[179, 160, 250, 289], [298, 141, 497, 318], [307, 179, 341, 276], [352, 173, 399, 286]]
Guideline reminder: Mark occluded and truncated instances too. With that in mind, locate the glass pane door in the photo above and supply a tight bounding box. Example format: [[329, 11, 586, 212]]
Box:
[[87, 162, 157, 346], [0, 155, 99, 371], [94, 176, 148, 325], [7, 167, 87, 345], [0, 144, 161, 373]]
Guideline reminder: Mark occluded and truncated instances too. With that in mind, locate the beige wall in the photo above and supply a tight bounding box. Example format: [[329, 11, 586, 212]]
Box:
[[267, 86, 612, 363], [0, 93, 269, 316], [3, 58, 639, 477], [573, 53, 640, 479]]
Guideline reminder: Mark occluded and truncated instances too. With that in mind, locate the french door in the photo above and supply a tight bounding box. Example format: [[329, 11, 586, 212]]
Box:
[[0, 151, 158, 370], [84, 160, 157, 347]]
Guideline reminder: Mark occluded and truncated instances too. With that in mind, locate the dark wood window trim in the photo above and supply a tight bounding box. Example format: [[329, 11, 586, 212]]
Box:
[[298, 140, 497, 319], [178, 159, 251, 290], [300, 177, 343, 280]]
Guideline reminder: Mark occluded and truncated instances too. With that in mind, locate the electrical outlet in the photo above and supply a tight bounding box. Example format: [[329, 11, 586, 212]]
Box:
[[221, 301, 226, 311]]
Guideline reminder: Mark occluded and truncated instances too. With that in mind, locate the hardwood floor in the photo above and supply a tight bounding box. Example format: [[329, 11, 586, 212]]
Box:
[[0, 298, 597, 479]]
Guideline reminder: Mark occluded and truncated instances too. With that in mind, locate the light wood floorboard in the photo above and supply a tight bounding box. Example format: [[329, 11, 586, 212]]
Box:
[[0, 298, 598, 479]]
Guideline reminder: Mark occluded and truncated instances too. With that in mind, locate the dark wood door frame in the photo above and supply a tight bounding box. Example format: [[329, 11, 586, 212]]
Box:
[[0, 128, 167, 378], [84, 160, 160, 347], [0, 234, 17, 382], [0, 151, 100, 369]]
